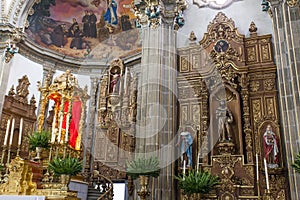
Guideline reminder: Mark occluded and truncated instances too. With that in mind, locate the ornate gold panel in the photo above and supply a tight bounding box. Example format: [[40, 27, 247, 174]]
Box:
[[180, 105, 189, 125], [264, 78, 275, 91], [260, 44, 271, 62], [180, 56, 189, 72], [246, 46, 257, 62], [251, 98, 262, 123], [191, 104, 200, 125], [265, 97, 276, 118], [191, 54, 201, 70]]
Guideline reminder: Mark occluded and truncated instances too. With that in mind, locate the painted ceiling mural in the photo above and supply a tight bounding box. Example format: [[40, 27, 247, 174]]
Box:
[[26, 0, 141, 60]]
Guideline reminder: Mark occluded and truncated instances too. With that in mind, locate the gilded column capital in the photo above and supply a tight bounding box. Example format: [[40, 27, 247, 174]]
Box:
[[286, 0, 299, 7]]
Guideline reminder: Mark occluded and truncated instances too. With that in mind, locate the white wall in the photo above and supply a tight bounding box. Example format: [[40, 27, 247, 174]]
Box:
[[177, 0, 273, 47], [6, 54, 43, 106]]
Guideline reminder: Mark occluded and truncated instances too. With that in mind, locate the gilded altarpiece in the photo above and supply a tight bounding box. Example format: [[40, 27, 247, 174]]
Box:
[[94, 59, 137, 179], [177, 12, 289, 199]]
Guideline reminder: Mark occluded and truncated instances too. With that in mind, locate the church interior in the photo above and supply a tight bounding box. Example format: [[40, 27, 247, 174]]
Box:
[[0, 0, 299, 199]]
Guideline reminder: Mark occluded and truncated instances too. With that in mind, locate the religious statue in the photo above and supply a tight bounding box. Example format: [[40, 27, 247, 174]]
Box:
[[263, 124, 279, 167], [176, 129, 193, 167], [216, 100, 233, 142], [110, 73, 121, 93]]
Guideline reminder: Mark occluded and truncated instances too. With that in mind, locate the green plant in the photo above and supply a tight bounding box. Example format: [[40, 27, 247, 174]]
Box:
[[292, 152, 300, 173], [175, 170, 219, 195], [48, 156, 83, 176], [27, 130, 51, 151], [126, 156, 160, 180]]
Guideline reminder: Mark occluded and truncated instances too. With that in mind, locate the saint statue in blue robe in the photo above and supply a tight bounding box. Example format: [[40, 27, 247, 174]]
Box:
[[177, 131, 193, 167]]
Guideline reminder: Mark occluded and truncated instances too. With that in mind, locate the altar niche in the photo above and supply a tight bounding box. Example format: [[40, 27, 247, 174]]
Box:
[[177, 12, 288, 200]]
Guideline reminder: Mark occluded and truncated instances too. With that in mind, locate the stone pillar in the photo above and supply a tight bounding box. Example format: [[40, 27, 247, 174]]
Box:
[[135, 2, 177, 199], [269, 1, 300, 199], [88, 76, 100, 171], [0, 32, 17, 118]]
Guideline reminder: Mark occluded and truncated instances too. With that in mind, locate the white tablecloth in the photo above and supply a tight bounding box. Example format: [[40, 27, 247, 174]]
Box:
[[0, 195, 45, 200]]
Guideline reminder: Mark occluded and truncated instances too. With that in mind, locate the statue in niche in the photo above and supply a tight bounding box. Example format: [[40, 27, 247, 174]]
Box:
[[176, 127, 193, 167], [263, 124, 279, 168], [216, 100, 233, 142], [110, 69, 121, 93]]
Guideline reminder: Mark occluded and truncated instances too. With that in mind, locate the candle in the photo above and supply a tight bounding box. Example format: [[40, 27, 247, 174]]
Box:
[[58, 114, 63, 143], [124, 68, 128, 93], [51, 112, 57, 143], [18, 118, 23, 145], [4, 119, 11, 146], [183, 160, 186, 174], [264, 158, 269, 190], [196, 154, 199, 173], [65, 113, 70, 142], [9, 118, 15, 145], [256, 153, 259, 181]]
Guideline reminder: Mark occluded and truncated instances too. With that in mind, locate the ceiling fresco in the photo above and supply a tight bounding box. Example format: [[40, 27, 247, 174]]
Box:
[[26, 0, 141, 60]]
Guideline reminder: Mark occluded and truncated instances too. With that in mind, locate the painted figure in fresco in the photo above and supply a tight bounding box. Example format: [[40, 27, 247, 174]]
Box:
[[263, 124, 279, 167], [70, 25, 83, 49], [121, 15, 132, 31], [67, 18, 79, 37], [176, 129, 193, 167], [82, 10, 90, 37], [89, 10, 97, 38], [216, 100, 233, 142], [104, 0, 118, 26], [51, 24, 67, 47]]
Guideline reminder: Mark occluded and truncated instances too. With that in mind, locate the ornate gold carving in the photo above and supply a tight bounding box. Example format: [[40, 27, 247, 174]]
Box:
[[180, 56, 189, 72], [192, 104, 200, 125], [192, 54, 200, 69], [14, 75, 30, 104], [181, 105, 188, 124], [264, 79, 275, 91], [246, 47, 256, 62], [252, 99, 262, 123], [189, 31, 197, 42], [287, 0, 299, 7], [199, 12, 244, 48], [0, 157, 37, 195], [266, 97, 275, 117], [261, 44, 270, 61], [250, 81, 260, 92], [249, 21, 257, 36]]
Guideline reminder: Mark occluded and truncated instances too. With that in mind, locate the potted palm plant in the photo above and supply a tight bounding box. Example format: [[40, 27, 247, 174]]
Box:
[[27, 130, 51, 159], [126, 156, 160, 200], [48, 156, 83, 190], [175, 170, 219, 200], [292, 151, 300, 173]]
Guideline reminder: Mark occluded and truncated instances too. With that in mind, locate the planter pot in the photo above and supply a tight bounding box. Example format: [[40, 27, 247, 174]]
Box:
[[183, 193, 201, 200], [35, 147, 43, 160], [60, 174, 71, 191]]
